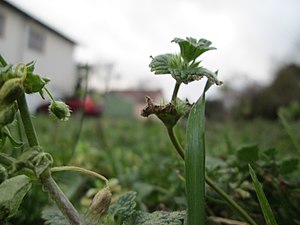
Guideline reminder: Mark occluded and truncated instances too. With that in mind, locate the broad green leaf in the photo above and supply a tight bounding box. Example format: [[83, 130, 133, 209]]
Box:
[[149, 53, 175, 75], [280, 158, 299, 174], [172, 37, 216, 63], [185, 90, 206, 225], [237, 144, 259, 163], [249, 165, 278, 225], [0, 175, 32, 221]]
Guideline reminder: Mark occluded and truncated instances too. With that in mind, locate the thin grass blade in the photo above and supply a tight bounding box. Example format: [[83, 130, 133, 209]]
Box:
[[278, 111, 300, 152], [248, 164, 278, 225]]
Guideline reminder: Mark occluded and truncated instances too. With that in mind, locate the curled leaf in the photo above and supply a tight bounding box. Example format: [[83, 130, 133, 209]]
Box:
[[24, 73, 49, 94], [172, 37, 216, 63], [149, 54, 174, 75]]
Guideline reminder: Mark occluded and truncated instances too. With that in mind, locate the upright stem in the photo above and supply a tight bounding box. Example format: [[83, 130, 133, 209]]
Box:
[[40, 174, 85, 225], [17, 94, 39, 147], [17, 93, 85, 225], [166, 126, 185, 159], [166, 127, 257, 225], [171, 82, 181, 101]]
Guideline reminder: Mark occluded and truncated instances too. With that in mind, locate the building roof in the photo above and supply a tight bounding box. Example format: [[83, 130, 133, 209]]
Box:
[[1, 0, 76, 45]]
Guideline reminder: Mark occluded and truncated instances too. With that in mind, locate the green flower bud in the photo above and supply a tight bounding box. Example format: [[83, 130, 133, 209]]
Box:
[[0, 164, 8, 184], [0, 78, 24, 105], [49, 101, 71, 121], [87, 187, 112, 221], [0, 102, 18, 128]]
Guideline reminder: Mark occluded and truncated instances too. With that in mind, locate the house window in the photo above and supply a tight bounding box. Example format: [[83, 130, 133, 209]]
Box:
[[28, 27, 45, 52], [0, 14, 5, 37]]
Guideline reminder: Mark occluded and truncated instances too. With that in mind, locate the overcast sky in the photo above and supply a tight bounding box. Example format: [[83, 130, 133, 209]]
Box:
[[8, 0, 300, 101]]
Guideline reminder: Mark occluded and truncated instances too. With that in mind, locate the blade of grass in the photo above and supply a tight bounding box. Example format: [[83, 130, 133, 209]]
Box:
[[248, 164, 278, 225], [185, 92, 206, 225], [278, 111, 300, 152]]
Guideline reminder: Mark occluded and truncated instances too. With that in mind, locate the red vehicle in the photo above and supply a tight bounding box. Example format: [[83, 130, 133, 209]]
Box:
[[36, 96, 102, 117]]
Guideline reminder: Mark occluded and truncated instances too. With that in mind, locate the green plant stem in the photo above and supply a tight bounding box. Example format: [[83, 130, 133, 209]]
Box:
[[17, 93, 85, 225], [17, 93, 39, 147], [205, 176, 257, 225], [167, 126, 185, 159], [51, 166, 109, 186], [171, 82, 181, 101], [166, 127, 257, 225], [40, 174, 85, 225]]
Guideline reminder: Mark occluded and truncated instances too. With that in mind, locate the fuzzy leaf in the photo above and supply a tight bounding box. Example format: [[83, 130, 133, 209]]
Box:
[[131, 210, 185, 225], [42, 206, 69, 225], [149, 54, 175, 75], [108, 191, 137, 219], [0, 175, 32, 221], [172, 37, 216, 63], [170, 67, 222, 85]]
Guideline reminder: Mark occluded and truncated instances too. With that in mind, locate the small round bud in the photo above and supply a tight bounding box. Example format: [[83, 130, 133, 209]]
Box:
[[87, 187, 112, 220], [49, 101, 71, 121]]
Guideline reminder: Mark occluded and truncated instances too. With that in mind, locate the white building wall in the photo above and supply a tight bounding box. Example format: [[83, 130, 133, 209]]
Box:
[[0, 2, 76, 111]]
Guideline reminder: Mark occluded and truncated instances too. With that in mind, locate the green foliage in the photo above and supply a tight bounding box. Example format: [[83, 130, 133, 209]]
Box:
[[149, 37, 222, 85], [171, 37, 216, 63], [249, 165, 278, 225], [130, 210, 185, 225], [185, 91, 206, 225], [0, 175, 32, 221], [42, 206, 69, 225], [108, 191, 137, 219], [237, 144, 259, 163], [279, 158, 299, 174], [42, 191, 185, 225]]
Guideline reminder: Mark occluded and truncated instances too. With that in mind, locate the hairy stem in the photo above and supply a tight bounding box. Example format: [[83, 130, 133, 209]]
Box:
[[51, 166, 109, 186], [40, 174, 85, 225], [17, 93, 85, 225], [17, 94, 39, 147], [166, 127, 257, 225], [166, 126, 185, 159], [171, 82, 181, 101]]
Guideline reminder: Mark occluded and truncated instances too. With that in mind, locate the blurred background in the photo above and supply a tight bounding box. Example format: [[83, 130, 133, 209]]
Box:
[[1, 0, 300, 117], [1, 1, 300, 225]]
